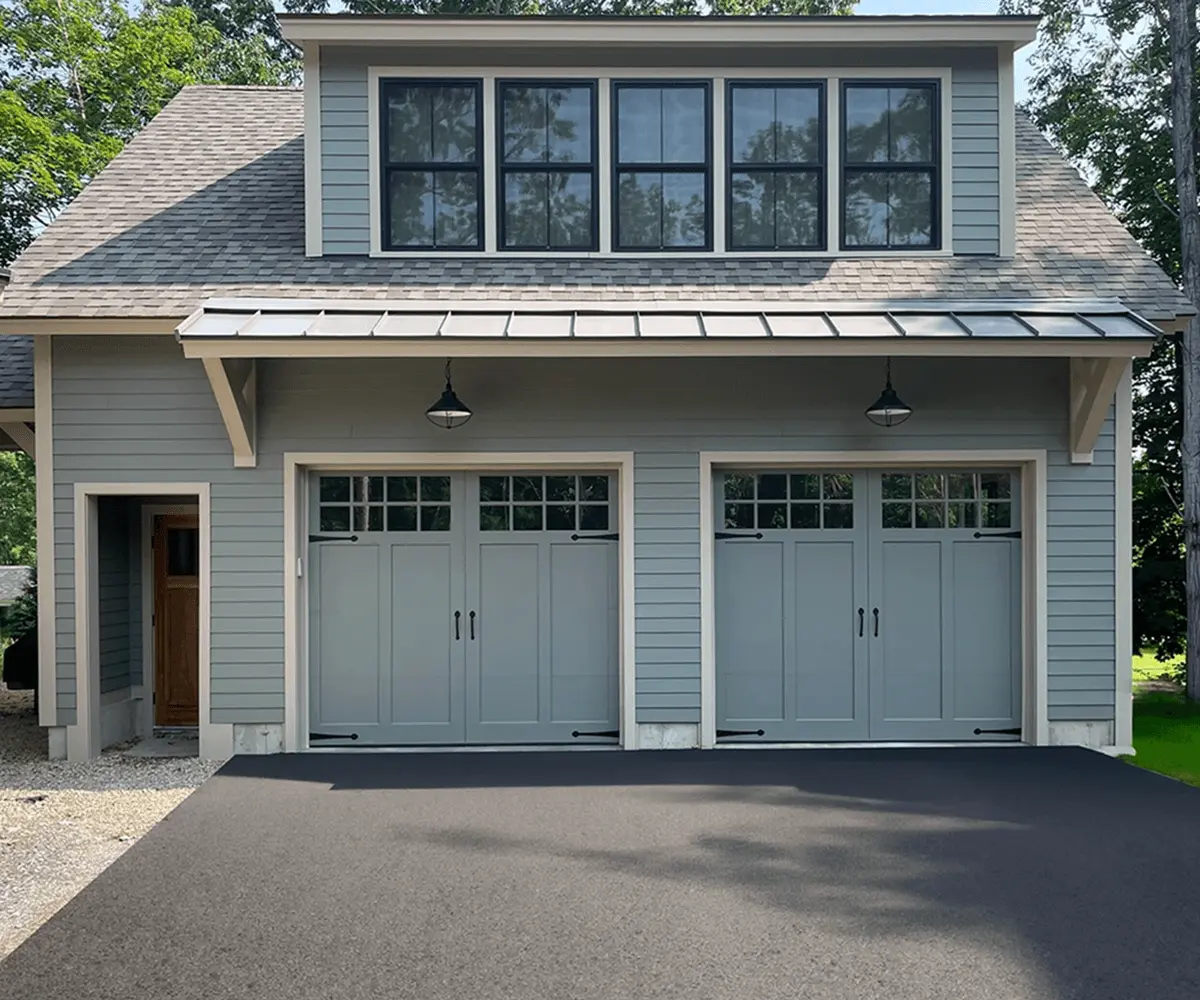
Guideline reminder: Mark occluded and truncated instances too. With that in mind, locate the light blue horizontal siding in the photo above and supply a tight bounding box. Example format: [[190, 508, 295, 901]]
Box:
[[951, 60, 1000, 255], [320, 51, 370, 254], [52, 346, 1116, 731]]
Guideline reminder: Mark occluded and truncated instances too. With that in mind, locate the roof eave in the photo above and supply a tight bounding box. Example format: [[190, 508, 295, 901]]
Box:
[[277, 15, 1041, 49]]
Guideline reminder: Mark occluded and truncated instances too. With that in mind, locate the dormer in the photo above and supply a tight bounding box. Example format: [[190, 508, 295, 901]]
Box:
[[279, 14, 1038, 261]]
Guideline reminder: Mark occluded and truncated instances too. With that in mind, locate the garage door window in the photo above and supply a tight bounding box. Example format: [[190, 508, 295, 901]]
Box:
[[880, 471, 1012, 529], [317, 475, 452, 532], [479, 474, 610, 531], [723, 472, 853, 529]]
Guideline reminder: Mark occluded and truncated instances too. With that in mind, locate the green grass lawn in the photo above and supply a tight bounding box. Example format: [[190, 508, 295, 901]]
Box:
[[1124, 692, 1200, 788], [1132, 649, 1183, 685]]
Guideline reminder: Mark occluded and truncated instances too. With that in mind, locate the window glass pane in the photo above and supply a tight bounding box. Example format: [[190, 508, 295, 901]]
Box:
[[882, 473, 912, 499], [882, 502, 912, 528], [617, 87, 662, 163], [983, 502, 1012, 528], [915, 474, 944, 500], [513, 505, 543, 530], [580, 476, 609, 501], [502, 85, 548, 162], [430, 86, 477, 163], [421, 506, 452, 532], [546, 477, 576, 501], [617, 172, 662, 248], [387, 506, 417, 532], [433, 171, 480, 248], [548, 87, 592, 163], [947, 502, 977, 529], [513, 476, 543, 502], [387, 86, 433, 162], [758, 502, 787, 529], [888, 87, 934, 163], [547, 505, 576, 531], [790, 504, 819, 529], [480, 476, 509, 502], [843, 170, 932, 248], [353, 476, 384, 502], [548, 172, 593, 248], [387, 476, 417, 502], [824, 474, 854, 500], [421, 476, 451, 502], [757, 474, 787, 500], [617, 170, 712, 247], [916, 502, 944, 528], [320, 477, 350, 503], [320, 507, 351, 532], [662, 173, 706, 247], [503, 171, 547, 247], [947, 474, 975, 499], [480, 506, 509, 531], [725, 474, 755, 500], [731, 172, 773, 249], [662, 87, 705, 163], [775, 87, 821, 164], [774, 171, 821, 248], [790, 474, 820, 500], [731, 87, 775, 164], [354, 506, 383, 532], [824, 503, 854, 529], [167, 528, 199, 577], [388, 170, 434, 247], [725, 503, 754, 529], [980, 473, 1012, 499], [844, 87, 890, 163], [580, 505, 609, 531]]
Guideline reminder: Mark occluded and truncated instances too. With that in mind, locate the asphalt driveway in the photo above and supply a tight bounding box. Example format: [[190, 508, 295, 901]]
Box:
[[1, 747, 1198, 1000]]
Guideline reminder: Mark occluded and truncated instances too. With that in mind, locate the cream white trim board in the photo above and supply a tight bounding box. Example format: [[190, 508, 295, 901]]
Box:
[[1069, 357, 1127, 463], [34, 337, 56, 727], [997, 51, 1016, 259], [698, 449, 1049, 750], [1114, 362, 1134, 751], [201, 357, 257, 467], [303, 44, 323, 257], [0, 421, 35, 456], [68, 483, 227, 761], [283, 452, 638, 753]]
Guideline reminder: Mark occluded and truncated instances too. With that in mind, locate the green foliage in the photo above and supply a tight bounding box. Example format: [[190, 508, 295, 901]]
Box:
[[284, 0, 855, 16], [4, 568, 36, 641], [0, 451, 34, 567], [1005, 0, 1199, 659], [0, 0, 300, 266]]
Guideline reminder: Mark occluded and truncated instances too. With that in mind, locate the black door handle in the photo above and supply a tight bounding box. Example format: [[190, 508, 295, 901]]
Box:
[[858, 608, 864, 637], [873, 608, 879, 637], [454, 610, 461, 640], [469, 611, 476, 640]]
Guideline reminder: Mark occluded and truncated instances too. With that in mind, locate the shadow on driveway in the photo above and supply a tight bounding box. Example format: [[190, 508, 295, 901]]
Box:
[[1, 747, 1197, 1000]]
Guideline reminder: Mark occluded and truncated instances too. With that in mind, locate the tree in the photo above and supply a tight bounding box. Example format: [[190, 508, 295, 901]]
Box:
[[284, 0, 855, 17], [1005, 0, 1200, 683], [0, 0, 300, 267], [0, 450, 34, 566]]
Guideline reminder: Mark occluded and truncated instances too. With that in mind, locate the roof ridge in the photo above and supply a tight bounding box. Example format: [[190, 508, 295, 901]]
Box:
[[178, 84, 301, 93]]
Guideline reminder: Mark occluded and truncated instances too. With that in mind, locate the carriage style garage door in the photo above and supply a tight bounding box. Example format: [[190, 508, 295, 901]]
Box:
[[308, 472, 620, 746], [715, 469, 1022, 743]]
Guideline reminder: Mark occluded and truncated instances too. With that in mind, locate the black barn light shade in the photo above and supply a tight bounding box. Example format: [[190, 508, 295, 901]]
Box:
[[865, 358, 913, 427], [425, 359, 473, 430]]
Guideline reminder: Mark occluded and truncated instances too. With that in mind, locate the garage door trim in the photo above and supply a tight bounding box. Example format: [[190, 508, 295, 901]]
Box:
[[699, 449, 1048, 750], [283, 452, 636, 753]]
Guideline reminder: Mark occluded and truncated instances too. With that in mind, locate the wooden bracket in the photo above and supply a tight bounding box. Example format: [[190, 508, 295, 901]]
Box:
[[0, 421, 35, 457], [1069, 357, 1127, 464], [201, 357, 257, 468]]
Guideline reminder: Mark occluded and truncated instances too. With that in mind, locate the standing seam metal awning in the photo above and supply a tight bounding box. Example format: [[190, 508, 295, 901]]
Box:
[[176, 298, 1161, 342]]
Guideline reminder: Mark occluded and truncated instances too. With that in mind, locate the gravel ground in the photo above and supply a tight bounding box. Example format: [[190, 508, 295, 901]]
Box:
[[0, 685, 223, 960]]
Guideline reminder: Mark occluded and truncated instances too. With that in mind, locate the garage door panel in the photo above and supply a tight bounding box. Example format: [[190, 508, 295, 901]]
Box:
[[794, 540, 858, 723], [549, 542, 618, 725], [951, 540, 1017, 722], [313, 544, 381, 728], [717, 541, 785, 724], [877, 540, 944, 724], [390, 543, 457, 727], [473, 543, 540, 727]]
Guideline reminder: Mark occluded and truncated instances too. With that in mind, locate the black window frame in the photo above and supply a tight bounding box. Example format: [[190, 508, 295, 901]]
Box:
[[496, 79, 600, 253], [839, 79, 941, 252], [611, 79, 713, 253], [725, 79, 827, 252], [379, 77, 485, 253]]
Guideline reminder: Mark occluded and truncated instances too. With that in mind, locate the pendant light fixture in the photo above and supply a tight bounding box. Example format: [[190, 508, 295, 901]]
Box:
[[865, 357, 913, 427], [425, 359, 473, 430]]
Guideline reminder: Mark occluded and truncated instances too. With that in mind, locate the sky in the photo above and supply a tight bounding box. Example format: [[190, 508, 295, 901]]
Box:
[[854, 0, 1035, 101]]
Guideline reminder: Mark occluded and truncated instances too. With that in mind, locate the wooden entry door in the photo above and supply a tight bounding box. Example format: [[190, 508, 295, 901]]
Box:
[[154, 514, 200, 727]]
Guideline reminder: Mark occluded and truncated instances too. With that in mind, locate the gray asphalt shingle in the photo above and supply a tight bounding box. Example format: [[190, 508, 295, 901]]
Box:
[[0, 337, 33, 408], [0, 85, 1192, 322]]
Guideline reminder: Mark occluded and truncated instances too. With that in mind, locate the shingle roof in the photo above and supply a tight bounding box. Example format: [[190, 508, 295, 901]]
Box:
[[0, 336, 33, 408], [0, 85, 1192, 322], [0, 565, 32, 604]]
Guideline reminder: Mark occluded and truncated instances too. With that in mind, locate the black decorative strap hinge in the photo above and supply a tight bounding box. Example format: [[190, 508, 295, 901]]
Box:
[[972, 531, 1021, 539], [571, 533, 620, 541], [716, 728, 766, 738], [310, 732, 360, 741], [715, 532, 764, 541], [973, 727, 1021, 736], [309, 534, 360, 543], [571, 729, 619, 739]]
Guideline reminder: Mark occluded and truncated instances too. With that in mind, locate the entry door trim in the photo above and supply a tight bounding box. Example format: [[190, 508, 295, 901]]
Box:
[[285, 452, 636, 754], [699, 450, 1048, 750]]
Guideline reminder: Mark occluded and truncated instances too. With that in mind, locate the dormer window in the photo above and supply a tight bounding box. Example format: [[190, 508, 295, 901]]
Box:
[[381, 80, 483, 250]]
